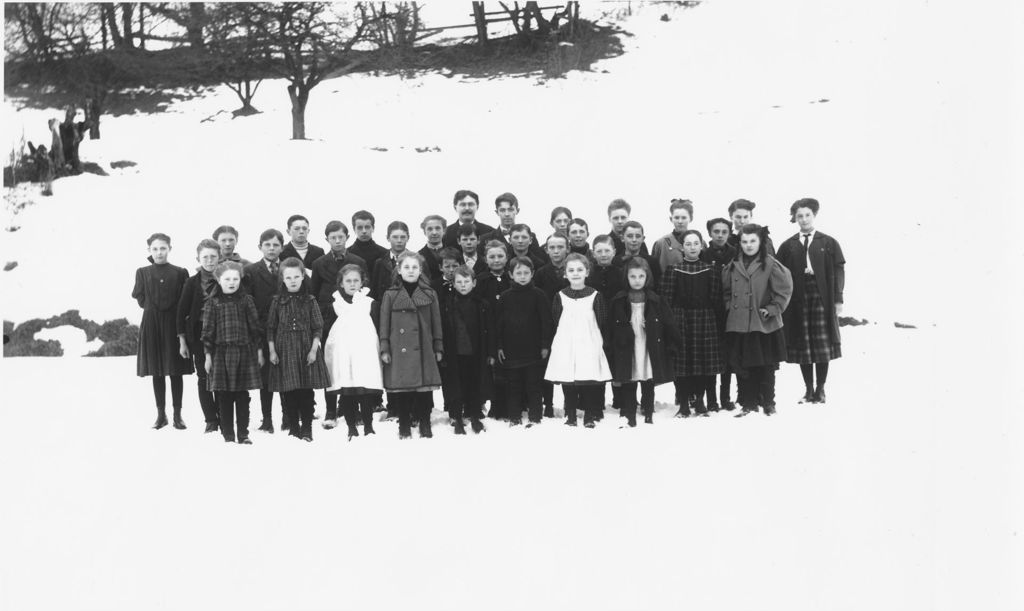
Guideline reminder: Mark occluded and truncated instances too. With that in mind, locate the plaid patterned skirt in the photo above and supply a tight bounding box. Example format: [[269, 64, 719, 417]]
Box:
[[671, 307, 724, 376], [267, 332, 331, 392], [208, 343, 263, 391], [787, 277, 841, 364]]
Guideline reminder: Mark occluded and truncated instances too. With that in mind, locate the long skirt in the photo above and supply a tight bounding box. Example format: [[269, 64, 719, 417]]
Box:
[[725, 330, 787, 374], [136, 308, 193, 377], [786, 277, 842, 364], [671, 306, 724, 376]]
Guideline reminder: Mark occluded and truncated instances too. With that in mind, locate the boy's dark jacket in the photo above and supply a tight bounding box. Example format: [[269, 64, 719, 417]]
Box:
[[495, 282, 553, 368], [438, 290, 495, 402], [607, 290, 682, 385]]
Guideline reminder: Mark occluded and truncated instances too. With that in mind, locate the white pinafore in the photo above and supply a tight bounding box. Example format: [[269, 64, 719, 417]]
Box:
[[544, 290, 612, 383], [630, 301, 654, 381], [324, 288, 383, 392]]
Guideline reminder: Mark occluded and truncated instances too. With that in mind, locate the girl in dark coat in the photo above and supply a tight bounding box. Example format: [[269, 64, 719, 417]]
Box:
[[662, 230, 725, 417], [777, 198, 846, 404], [439, 266, 495, 434], [176, 239, 222, 433], [379, 251, 444, 439], [133, 233, 194, 430], [202, 262, 264, 443], [721, 225, 793, 417], [608, 258, 681, 426], [495, 257, 553, 426], [266, 258, 331, 442]]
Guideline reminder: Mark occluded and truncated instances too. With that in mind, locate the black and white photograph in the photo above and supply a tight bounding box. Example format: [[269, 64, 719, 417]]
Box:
[[2, 1, 1021, 609]]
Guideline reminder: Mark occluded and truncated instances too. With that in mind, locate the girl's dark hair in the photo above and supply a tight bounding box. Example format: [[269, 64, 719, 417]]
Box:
[[669, 199, 694, 217], [739, 223, 770, 263], [147, 232, 171, 246], [549, 206, 573, 224], [208, 261, 246, 298], [336, 263, 367, 287], [212, 225, 238, 240], [622, 256, 653, 290], [509, 256, 535, 273], [789, 198, 820, 222], [276, 257, 311, 295], [679, 229, 707, 250]]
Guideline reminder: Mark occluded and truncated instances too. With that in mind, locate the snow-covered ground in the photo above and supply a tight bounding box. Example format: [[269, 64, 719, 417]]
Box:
[[2, 0, 1022, 609]]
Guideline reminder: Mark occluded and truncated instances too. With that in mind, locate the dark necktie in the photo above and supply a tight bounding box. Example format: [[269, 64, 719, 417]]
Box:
[[270, 261, 279, 276], [802, 234, 811, 272]]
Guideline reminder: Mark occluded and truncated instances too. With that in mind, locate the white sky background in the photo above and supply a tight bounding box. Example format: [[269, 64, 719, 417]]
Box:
[[1, 1, 1023, 609]]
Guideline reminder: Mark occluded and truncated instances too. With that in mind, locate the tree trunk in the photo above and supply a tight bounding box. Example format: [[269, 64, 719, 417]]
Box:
[[187, 3, 205, 49], [287, 83, 308, 140], [138, 3, 145, 49], [120, 3, 134, 49], [100, 4, 108, 50], [102, 4, 123, 48]]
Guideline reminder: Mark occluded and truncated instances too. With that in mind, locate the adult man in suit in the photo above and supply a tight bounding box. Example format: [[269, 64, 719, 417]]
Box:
[[442, 189, 495, 248]]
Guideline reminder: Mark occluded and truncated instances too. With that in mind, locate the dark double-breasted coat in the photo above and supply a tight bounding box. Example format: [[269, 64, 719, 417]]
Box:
[[776, 231, 846, 352], [379, 283, 444, 391], [439, 291, 495, 404], [607, 290, 681, 385]]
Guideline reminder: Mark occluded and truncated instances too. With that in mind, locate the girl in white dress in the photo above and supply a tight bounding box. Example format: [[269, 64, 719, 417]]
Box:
[[544, 253, 612, 427], [324, 264, 383, 439]]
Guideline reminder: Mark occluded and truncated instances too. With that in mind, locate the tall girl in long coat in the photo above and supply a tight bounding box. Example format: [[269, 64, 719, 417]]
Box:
[[609, 257, 681, 426], [133, 232, 194, 430], [662, 230, 725, 417], [202, 261, 264, 443], [545, 253, 612, 428], [266, 257, 331, 442], [379, 251, 444, 439], [721, 225, 793, 417], [776, 198, 845, 404]]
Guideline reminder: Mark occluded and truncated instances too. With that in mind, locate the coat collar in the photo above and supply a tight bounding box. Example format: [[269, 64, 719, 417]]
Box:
[[387, 285, 434, 309]]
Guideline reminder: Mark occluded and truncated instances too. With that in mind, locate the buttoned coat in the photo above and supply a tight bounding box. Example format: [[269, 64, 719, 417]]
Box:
[[379, 283, 444, 391], [607, 290, 682, 385], [280, 242, 325, 269], [721, 255, 794, 334], [776, 231, 845, 348]]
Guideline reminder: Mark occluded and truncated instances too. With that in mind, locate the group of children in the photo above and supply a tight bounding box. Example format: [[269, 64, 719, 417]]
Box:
[[133, 191, 846, 444]]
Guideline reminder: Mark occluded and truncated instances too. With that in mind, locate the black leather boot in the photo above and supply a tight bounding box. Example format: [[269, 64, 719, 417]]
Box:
[[172, 406, 186, 430], [153, 407, 168, 430]]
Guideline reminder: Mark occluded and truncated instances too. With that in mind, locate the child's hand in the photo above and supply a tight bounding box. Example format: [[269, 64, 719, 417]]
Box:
[[487, 356, 496, 366], [269, 350, 279, 365], [435, 351, 443, 363], [179, 341, 190, 360], [497, 349, 506, 364], [258, 351, 266, 367], [204, 357, 212, 375], [836, 303, 844, 316], [306, 348, 317, 365], [380, 352, 391, 364], [759, 308, 770, 320], [541, 348, 550, 359]]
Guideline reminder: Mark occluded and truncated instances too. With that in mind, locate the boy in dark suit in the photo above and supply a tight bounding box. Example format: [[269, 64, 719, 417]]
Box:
[[348, 210, 390, 277], [242, 229, 285, 432], [457, 224, 489, 276]]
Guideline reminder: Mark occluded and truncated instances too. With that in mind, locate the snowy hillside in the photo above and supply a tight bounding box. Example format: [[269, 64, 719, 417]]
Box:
[[1, 1, 1022, 610]]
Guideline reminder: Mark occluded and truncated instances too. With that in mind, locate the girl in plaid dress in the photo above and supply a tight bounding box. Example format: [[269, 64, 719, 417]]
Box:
[[267, 258, 331, 442], [777, 198, 846, 404], [662, 230, 724, 417], [202, 261, 264, 444]]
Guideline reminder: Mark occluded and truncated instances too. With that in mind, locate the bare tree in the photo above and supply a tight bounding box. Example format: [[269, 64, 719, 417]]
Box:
[[206, 3, 272, 115], [142, 2, 207, 48], [249, 2, 374, 140]]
